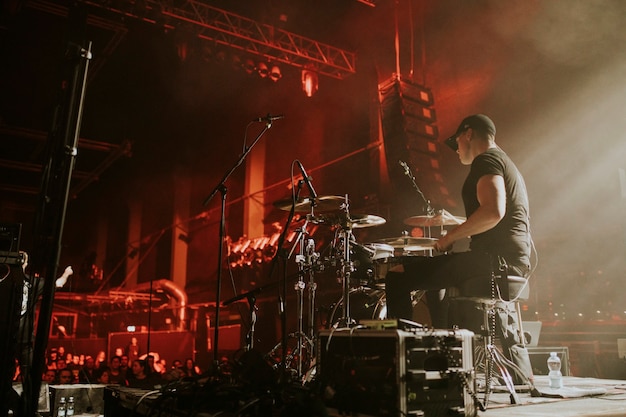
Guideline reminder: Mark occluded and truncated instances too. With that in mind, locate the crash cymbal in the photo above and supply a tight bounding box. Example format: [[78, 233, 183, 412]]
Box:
[[273, 195, 346, 213], [309, 213, 386, 229], [404, 209, 465, 227], [374, 236, 438, 251]]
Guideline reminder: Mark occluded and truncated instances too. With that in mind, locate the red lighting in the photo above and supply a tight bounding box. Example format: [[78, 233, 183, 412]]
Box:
[[301, 69, 318, 97]]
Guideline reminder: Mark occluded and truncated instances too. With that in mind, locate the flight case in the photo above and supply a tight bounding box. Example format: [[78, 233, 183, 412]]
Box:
[[318, 328, 476, 416]]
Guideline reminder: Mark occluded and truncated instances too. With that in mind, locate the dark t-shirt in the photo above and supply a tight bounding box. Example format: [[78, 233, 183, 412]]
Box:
[[462, 147, 531, 273]]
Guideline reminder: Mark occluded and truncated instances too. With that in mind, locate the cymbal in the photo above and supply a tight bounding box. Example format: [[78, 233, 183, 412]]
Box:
[[404, 209, 465, 227], [273, 195, 346, 213], [374, 236, 438, 251], [309, 213, 386, 229]]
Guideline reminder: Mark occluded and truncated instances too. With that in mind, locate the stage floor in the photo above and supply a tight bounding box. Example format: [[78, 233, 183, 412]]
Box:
[[480, 375, 626, 417], [104, 375, 626, 417]]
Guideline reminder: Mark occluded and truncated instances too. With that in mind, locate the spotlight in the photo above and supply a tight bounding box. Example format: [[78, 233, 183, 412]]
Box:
[[200, 45, 212, 63], [214, 50, 227, 62], [269, 65, 282, 82], [301, 69, 318, 97], [231, 55, 242, 71], [243, 59, 256, 74], [257, 62, 269, 78]]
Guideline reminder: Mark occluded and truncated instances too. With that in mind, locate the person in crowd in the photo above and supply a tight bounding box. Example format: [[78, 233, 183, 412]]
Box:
[[55, 358, 67, 370], [127, 360, 159, 390], [57, 368, 73, 385], [108, 355, 127, 385], [120, 354, 130, 375], [127, 337, 140, 362], [47, 348, 58, 369], [42, 369, 57, 385], [67, 354, 81, 383], [171, 359, 182, 370], [182, 358, 201, 378], [97, 369, 110, 385], [94, 350, 107, 371], [79, 355, 98, 383]]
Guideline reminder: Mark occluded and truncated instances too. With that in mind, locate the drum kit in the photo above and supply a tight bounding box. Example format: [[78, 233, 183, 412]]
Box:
[[267, 193, 465, 380]]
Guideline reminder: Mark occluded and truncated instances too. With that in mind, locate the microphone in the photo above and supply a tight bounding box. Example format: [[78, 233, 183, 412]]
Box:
[[253, 114, 285, 122], [399, 160, 412, 177], [296, 160, 318, 202]]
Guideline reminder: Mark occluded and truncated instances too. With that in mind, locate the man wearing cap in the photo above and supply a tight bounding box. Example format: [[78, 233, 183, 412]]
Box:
[[385, 114, 533, 382]]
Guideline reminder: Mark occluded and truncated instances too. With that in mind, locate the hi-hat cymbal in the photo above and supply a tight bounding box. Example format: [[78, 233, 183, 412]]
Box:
[[273, 195, 346, 213], [374, 236, 438, 251], [404, 209, 465, 227], [309, 213, 386, 229]]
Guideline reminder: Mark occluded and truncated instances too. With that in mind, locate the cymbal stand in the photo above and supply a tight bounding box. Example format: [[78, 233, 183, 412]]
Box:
[[292, 217, 318, 379], [336, 194, 355, 328]]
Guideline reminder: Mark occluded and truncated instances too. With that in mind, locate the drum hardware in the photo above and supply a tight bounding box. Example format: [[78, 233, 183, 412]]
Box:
[[327, 287, 427, 328], [282, 207, 323, 380], [268, 192, 389, 378], [328, 196, 388, 328], [349, 241, 394, 286]]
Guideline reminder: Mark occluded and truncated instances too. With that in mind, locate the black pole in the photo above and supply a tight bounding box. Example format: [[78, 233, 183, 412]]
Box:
[[147, 279, 153, 355], [23, 38, 91, 417], [213, 184, 227, 365]]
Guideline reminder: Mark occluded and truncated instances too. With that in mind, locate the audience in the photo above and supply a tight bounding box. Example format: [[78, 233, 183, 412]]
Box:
[[16, 344, 202, 389]]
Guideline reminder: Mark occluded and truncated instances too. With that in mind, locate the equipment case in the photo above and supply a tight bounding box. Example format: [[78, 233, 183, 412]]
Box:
[[318, 328, 476, 416]]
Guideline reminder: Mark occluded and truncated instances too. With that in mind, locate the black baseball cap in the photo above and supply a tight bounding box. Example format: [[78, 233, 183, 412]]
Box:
[[444, 114, 496, 151]]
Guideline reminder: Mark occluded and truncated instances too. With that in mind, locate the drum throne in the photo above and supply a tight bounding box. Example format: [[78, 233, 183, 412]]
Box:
[[448, 270, 539, 408]]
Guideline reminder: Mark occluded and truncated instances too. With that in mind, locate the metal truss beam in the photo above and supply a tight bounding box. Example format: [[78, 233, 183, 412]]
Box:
[[84, 0, 357, 79]]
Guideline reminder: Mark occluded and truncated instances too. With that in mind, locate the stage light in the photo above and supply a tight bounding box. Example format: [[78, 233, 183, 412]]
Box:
[[269, 65, 282, 82], [127, 325, 136, 332], [257, 62, 269, 78], [231, 54, 242, 71], [243, 59, 256, 74], [301, 69, 318, 97]]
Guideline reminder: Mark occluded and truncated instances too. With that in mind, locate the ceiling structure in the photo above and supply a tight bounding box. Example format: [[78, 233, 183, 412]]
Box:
[[0, 0, 361, 216]]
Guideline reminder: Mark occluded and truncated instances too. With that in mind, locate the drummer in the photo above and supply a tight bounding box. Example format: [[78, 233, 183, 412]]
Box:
[[385, 115, 532, 376]]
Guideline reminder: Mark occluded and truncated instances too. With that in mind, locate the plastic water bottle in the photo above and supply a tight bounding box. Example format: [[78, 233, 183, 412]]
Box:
[[547, 351, 563, 389], [66, 396, 75, 416], [57, 397, 66, 417]]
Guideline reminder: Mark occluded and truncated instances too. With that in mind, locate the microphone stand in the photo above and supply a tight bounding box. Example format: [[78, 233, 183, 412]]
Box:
[[202, 121, 274, 367], [401, 161, 434, 216]]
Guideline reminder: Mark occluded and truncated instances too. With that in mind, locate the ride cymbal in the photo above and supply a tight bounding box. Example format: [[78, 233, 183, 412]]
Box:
[[273, 195, 346, 213], [404, 209, 465, 227]]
